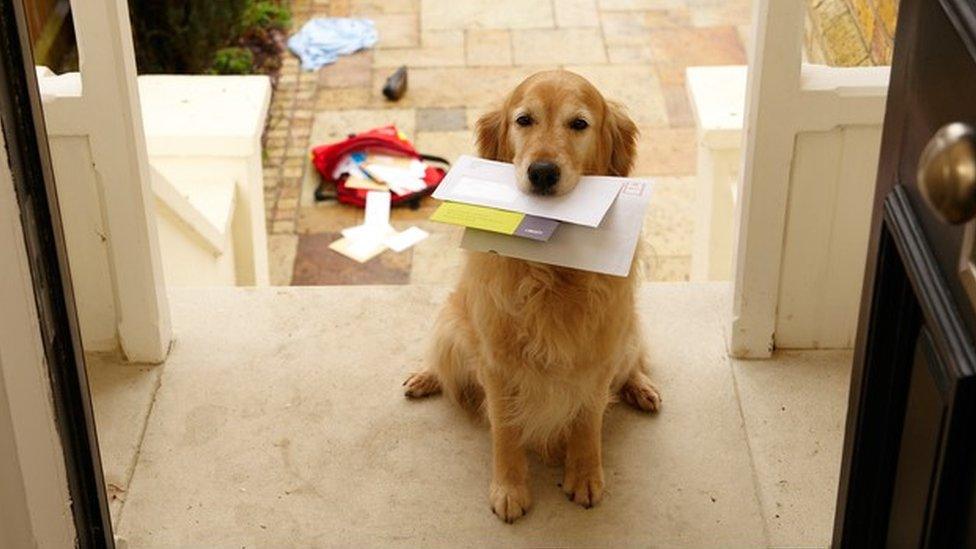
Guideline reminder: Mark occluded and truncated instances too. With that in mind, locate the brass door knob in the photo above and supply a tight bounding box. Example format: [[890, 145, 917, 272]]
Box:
[[918, 122, 976, 224]]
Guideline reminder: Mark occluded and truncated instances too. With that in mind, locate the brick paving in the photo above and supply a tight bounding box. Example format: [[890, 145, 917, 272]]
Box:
[[263, 0, 754, 285]]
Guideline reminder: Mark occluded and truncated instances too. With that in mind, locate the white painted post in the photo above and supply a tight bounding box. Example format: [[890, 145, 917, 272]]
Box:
[[69, 0, 172, 362], [730, 0, 889, 357], [731, 0, 805, 358]]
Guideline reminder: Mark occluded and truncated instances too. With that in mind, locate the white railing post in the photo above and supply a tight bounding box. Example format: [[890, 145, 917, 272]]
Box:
[[731, 0, 806, 358], [730, 0, 889, 357], [68, 0, 172, 362]]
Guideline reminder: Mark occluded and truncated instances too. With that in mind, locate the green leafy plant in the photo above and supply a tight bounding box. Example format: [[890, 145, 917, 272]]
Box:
[[243, 1, 292, 31], [210, 47, 254, 75], [127, 0, 291, 76], [128, 0, 251, 74]]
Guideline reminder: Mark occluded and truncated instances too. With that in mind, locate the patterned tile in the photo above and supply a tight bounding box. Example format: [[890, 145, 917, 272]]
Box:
[[409, 226, 465, 284], [512, 28, 608, 65], [662, 84, 694, 127], [633, 127, 697, 176], [297, 203, 367, 234], [350, 0, 418, 14], [646, 26, 747, 67], [309, 109, 417, 145], [368, 66, 549, 110], [414, 131, 475, 163], [598, 0, 684, 10], [601, 10, 690, 47], [416, 108, 468, 131], [554, 0, 600, 27], [373, 13, 421, 48], [642, 176, 695, 257], [263, 0, 767, 286], [466, 29, 513, 67], [420, 0, 555, 30], [607, 45, 655, 64], [268, 234, 299, 285], [688, 1, 752, 27], [314, 88, 373, 110], [876, 0, 898, 36], [565, 64, 669, 127], [291, 232, 412, 285], [373, 30, 465, 68], [646, 254, 692, 281]]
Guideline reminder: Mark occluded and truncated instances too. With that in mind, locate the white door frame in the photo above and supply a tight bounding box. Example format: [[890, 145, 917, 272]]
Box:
[[0, 114, 77, 549]]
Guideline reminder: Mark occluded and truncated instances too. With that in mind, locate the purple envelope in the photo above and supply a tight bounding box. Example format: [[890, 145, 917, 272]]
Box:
[[513, 215, 560, 241]]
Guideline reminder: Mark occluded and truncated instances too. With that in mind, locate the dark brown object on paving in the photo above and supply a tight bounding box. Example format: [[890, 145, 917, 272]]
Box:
[[382, 66, 408, 101]]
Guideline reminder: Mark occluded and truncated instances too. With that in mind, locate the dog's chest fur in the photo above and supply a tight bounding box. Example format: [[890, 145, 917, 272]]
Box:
[[473, 258, 633, 372], [460, 255, 641, 448]]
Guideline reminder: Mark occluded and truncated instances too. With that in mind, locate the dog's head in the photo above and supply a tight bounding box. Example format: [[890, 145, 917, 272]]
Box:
[[475, 70, 638, 196]]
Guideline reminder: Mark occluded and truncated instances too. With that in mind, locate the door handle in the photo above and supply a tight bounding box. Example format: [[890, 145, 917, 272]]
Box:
[[918, 122, 976, 224]]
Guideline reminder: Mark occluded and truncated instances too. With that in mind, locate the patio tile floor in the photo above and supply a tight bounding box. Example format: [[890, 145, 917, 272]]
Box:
[[264, 0, 751, 286]]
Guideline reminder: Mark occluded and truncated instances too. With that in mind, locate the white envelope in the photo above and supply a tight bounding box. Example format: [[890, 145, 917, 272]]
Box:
[[432, 155, 624, 227], [460, 179, 654, 277]]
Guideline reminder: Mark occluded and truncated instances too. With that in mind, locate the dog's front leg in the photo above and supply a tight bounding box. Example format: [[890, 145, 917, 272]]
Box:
[[562, 403, 606, 508], [484, 376, 531, 523]]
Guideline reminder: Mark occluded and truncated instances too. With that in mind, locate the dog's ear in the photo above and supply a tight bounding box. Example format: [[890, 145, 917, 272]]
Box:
[[475, 108, 511, 161], [602, 101, 639, 177]]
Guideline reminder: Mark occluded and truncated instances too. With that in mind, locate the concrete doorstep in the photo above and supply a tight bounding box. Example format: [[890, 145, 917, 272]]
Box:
[[87, 284, 850, 547]]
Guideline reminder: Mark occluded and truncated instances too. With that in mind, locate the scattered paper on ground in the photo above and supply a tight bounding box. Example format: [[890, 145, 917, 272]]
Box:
[[329, 236, 387, 263], [384, 226, 429, 252], [330, 191, 426, 262]]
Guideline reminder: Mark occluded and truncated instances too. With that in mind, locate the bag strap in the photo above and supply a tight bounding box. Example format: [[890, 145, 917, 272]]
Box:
[[418, 153, 451, 167]]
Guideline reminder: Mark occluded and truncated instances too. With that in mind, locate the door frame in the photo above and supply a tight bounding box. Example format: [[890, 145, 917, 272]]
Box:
[[0, 1, 113, 546]]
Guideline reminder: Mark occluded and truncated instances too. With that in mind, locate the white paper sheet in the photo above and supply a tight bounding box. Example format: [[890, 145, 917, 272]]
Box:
[[364, 191, 391, 227], [365, 164, 428, 196], [341, 223, 395, 241], [460, 179, 654, 277], [384, 226, 429, 252], [432, 155, 623, 227]]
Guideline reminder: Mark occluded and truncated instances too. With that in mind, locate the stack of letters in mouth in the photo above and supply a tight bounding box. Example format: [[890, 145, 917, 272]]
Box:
[[429, 155, 654, 277]]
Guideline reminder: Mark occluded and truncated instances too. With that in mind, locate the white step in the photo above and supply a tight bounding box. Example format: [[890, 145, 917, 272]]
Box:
[[138, 74, 272, 286], [150, 165, 238, 286]]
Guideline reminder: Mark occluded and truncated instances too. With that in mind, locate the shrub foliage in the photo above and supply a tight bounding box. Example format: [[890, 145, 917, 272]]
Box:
[[128, 0, 289, 75]]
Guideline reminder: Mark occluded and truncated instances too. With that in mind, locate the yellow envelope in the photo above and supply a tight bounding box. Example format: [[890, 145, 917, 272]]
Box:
[[429, 202, 524, 234]]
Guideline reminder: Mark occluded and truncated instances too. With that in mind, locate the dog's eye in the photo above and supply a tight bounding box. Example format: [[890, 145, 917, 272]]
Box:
[[569, 118, 589, 131], [515, 114, 533, 127]]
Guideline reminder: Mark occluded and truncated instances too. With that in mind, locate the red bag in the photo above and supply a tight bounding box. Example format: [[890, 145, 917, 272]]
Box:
[[310, 125, 449, 208]]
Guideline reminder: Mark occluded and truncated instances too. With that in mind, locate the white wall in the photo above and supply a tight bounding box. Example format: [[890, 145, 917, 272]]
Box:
[[0, 120, 76, 548], [775, 126, 881, 348]]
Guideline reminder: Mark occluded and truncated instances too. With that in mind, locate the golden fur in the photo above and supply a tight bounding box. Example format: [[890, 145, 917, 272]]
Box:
[[404, 70, 661, 523]]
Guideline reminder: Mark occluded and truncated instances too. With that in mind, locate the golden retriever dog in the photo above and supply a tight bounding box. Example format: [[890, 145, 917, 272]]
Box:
[[404, 70, 661, 523]]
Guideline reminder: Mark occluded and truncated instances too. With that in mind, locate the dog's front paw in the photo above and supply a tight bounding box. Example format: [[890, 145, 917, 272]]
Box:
[[620, 374, 662, 413], [403, 370, 441, 398], [562, 466, 604, 509], [489, 481, 531, 523]]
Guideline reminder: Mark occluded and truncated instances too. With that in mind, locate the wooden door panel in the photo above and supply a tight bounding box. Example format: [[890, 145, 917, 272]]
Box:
[[887, 328, 947, 546]]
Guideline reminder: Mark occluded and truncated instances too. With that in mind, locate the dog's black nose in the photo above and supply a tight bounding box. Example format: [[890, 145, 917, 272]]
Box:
[[527, 161, 560, 193]]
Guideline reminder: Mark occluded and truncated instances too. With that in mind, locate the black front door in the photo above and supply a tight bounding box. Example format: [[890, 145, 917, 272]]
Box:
[[834, 0, 976, 546]]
